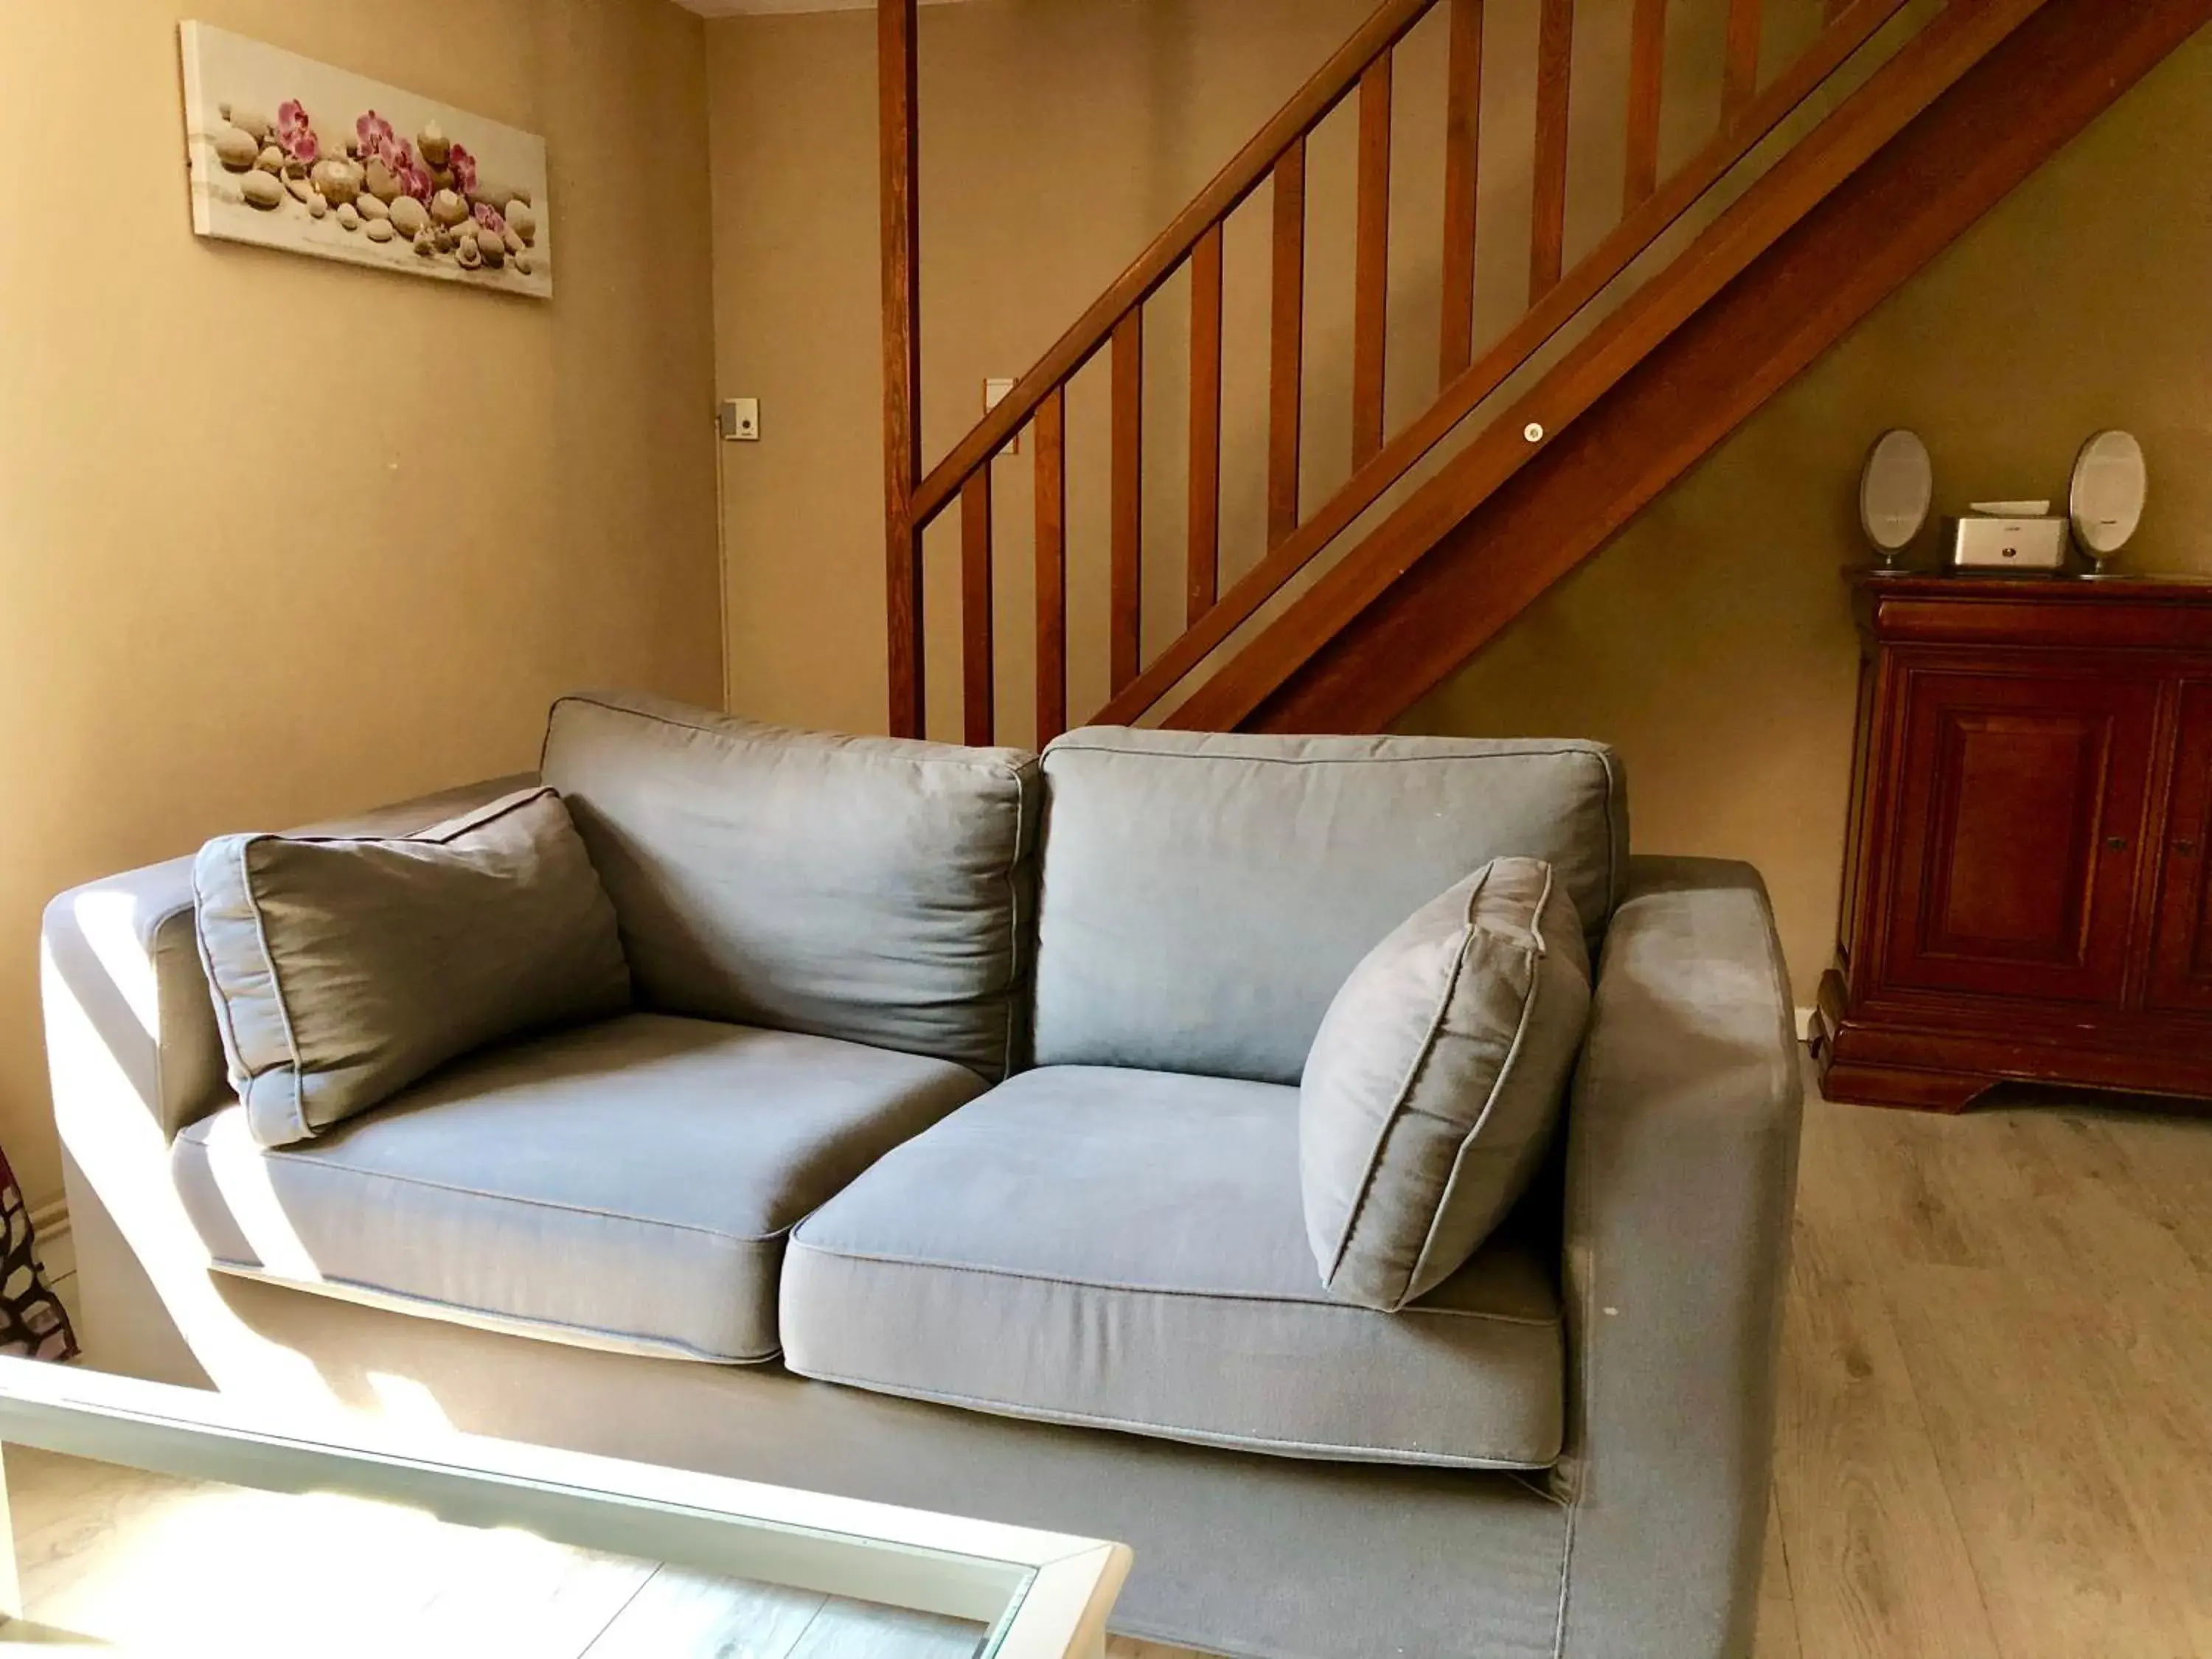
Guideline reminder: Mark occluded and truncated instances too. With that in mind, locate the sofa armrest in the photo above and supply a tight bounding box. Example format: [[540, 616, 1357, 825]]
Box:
[[41, 775, 537, 1143], [1555, 855, 1804, 1659]]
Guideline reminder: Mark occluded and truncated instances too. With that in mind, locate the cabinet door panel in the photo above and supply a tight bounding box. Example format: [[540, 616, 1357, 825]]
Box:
[[1881, 664, 2157, 1005], [2150, 681, 2212, 1013]]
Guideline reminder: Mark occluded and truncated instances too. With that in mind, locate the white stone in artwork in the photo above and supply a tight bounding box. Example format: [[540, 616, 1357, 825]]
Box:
[[179, 22, 552, 300]]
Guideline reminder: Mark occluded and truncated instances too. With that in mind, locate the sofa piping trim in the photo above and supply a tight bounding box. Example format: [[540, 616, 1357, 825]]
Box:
[[1323, 862, 1564, 1310], [204, 1257, 778, 1366], [180, 1116, 806, 1247], [1413, 865, 1563, 1298], [783, 1237, 1561, 1324], [787, 1360, 1559, 1471]]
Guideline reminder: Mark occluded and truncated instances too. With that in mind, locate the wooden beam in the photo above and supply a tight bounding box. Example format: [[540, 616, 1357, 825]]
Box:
[[1352, 55, 1394, 468], [1438, 0, 1484, 380], [1623, 0, 1667, 210], [911, 0, 1437, 527], [1091, 0, 1913, 730], [1167, 0, 2050, 734], [1269, 139, 1308, 547], [960, 469, 993, 746], [1188, 225, 1225, 626], [1245, 0, 2205, 733], [1528, 0, 1574, 301], [1111, 313, 1144, 695], [1034, 389, 1068, 745], [879, 0, 923, 737]]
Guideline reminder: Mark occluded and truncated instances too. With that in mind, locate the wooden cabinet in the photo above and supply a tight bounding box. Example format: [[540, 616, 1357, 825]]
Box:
[[2149, 682, 2212, 1014], [1815, 575, 2212, 1111]]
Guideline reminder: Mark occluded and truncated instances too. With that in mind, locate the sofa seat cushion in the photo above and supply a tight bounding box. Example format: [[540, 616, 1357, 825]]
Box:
[[173, 1013, 986, 1363], [781, 1066, 1564, 1470]]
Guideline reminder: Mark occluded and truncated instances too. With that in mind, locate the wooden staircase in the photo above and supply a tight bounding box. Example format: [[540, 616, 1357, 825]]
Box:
[[877, 0, 2211, 743]]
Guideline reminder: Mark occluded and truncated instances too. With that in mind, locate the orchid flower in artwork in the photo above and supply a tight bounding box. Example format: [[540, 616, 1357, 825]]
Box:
[[355, 108, 397, 158], [447, 141, 478, 196], [275, 99, 318, 166]]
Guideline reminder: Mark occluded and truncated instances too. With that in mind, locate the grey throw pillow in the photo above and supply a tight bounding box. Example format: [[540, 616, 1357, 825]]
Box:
[[195, 787, 630, 1147], [1301, 857, 1589, 1311]]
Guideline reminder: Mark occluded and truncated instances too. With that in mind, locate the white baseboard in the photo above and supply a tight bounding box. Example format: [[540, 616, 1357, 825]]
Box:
[[1795, 1006, 1815, 1041]]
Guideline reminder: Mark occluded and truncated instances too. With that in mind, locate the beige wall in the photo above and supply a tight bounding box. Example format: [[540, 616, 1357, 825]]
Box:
[[1405, 21, 2212, 1004], [709, 3, 2212, 1009], [710, 0, 1382, 739], [0, 1, 721, 1212]]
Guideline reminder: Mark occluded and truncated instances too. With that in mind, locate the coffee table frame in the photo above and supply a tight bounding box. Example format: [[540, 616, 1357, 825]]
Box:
[[0, 1355, 1127, 1658]]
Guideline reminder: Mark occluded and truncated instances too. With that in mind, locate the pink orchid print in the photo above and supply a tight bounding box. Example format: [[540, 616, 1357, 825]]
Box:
[[397, 155, 434, 203], [275, 100, 319, 166], [447, 141, 477, 195], [355, 109, 397, 158], [473, 201, 506, 236]]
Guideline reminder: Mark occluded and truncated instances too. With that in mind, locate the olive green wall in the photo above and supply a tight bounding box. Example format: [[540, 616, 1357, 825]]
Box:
[[1404, 23, 2212, 1004]]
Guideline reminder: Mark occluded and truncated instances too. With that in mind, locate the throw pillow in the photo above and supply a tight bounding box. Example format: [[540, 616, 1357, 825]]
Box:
[[1301, 857, 1589, 1310], [195, 787, 630, 1147]]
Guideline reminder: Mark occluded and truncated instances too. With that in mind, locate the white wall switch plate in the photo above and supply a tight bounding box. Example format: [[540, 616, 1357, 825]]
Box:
[[720, 397, 760, 442]]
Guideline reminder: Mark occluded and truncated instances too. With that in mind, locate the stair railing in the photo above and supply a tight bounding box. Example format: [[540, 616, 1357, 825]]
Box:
[[880, 0, 1925, 745]]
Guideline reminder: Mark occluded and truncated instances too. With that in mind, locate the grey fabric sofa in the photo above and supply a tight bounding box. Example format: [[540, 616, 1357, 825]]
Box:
[[44, 691, 1804, 1659]]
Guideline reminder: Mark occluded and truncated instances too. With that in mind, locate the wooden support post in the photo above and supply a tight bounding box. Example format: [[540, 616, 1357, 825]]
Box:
[[1110, 314, 1145, 695], [1034, 388, 1068, 744], [960, 470, 994, 746], [1187, 226, 1224, 627], [1439, 0, 1484, 380], [1268, 140, 1308, 549], [1352, 56, 1394, 469], [1624, 0, 1667, 210], [880, 0, 925, 738], [1529, 0, 1574, 302]]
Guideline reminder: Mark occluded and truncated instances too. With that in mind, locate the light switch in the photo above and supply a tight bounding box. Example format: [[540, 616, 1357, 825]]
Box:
[[720, 397, 760, 442]]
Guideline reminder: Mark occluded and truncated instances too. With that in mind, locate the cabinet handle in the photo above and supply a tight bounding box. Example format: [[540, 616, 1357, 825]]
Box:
[[2107, 835, 2129, 852]]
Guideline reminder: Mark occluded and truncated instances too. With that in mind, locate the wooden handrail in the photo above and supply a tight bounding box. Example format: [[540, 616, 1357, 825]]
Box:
[[1089, 0, 1917, 728], [908, 0, 1439, 530], [1246, 0, 2202, 735], [888, 0, 2008, 748], [1170, 0, 2049, 731]]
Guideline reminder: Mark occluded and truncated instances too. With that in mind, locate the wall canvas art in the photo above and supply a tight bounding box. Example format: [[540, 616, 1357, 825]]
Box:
[[179, 22, 551, 299]]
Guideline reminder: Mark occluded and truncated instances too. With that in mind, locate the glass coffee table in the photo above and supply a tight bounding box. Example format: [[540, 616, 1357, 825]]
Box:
[[0, 1355, 1128, 1657]]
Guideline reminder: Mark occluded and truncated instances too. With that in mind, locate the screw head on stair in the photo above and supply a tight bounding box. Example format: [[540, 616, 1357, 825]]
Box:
[[1524, 422, 1545, 443]]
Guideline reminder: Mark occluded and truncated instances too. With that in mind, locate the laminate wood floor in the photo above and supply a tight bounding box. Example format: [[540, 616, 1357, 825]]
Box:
[[8, 1065, 2208, 1657]]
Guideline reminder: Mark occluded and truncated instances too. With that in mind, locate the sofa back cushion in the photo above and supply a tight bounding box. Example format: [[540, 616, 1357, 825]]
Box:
[[1031, 728, 1625, 1084], [540, 692, 1039, 1079]]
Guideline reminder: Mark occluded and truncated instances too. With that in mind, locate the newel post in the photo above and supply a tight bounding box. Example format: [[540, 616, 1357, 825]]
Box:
[[880, 0, 925, 738]]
